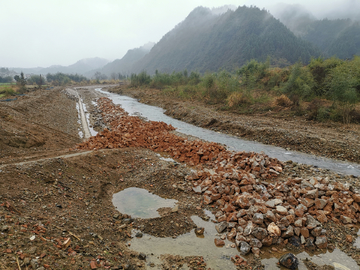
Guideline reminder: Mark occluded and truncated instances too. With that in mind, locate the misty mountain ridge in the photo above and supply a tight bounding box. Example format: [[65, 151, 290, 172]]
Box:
[[128, 5, 320, 74], [100, 42, 155, 76], [272, 3, 360, 59], [11, 57, 109, 77]]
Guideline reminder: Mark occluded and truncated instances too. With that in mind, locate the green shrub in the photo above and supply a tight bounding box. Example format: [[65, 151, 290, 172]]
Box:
[[281, 62, 315, 105], [130, 71, 151, 87], [0, 86, 15, 98]]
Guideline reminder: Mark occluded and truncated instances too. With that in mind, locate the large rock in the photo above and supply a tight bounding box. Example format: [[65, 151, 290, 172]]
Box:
[[305, 237, 315, 250], [353, 193, 360, 203], [314, 198, 327, 210], [262, 236, 273, 246], [306, 215, 320, 229], [214, 238, 225, 247], [244, 222, 254, 236], [340, 216, 353, 224], [305, 189, 318, 199], [235, 192, 253, 209], [295, 204, 307, 217], [239, 241, 251, 255], [215, 222, 228, 233], [250, 238, 262, 248], [276, 205, 288, 215], [267, 222, 281, 236], [252, 227, 268, 240], [282, 225, 294, 238], [311, 227, 322, 237], [279, 253, 299, 270], [315, 236, 328, 249], [300, 227, 309, 238], [294, 219, 303, 227], [253, 213, 264, 224], [265, 210, 276, 222]]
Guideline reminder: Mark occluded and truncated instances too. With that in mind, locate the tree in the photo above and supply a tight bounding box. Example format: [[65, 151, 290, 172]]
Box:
[[281, 62, 314, 105], [14, 72, 27, 93], [326, 57, 360, 123], [94, 72, 108, 81], [27, 74, 44, 88], [110, 73, 117, 80]]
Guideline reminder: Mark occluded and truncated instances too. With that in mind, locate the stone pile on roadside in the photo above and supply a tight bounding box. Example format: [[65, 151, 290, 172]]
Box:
[[187, 158, 360, 255], [76, 97, 360, 258]]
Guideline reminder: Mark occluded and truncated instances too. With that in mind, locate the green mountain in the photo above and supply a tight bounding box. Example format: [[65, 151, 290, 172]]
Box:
[[131, 6, 320, 74]]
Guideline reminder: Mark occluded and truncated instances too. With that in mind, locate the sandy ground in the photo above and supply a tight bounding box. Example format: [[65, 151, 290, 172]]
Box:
[[0, 85, 359, 270]]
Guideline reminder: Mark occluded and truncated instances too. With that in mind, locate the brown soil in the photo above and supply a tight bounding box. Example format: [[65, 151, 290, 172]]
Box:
[[1, 86, 360, 270], [0, 87, 80, 166], [110, 86, 360, 164]]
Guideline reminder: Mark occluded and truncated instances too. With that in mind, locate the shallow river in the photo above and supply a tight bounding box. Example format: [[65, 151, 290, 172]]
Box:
[[97, 88, 360, 177]]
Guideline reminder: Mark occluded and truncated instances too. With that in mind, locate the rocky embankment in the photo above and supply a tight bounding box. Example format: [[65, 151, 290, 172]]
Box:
[[77, 96, 360, 267]]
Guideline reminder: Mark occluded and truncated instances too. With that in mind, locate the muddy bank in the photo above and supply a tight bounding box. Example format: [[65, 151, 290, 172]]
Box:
[[109, 86, 360, 164]]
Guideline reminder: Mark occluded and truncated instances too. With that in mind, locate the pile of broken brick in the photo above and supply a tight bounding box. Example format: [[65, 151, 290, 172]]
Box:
[[77, 97, 360, 256]]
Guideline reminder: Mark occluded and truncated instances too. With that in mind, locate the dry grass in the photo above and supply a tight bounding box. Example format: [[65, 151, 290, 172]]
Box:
[[273, 94, 293, 107], [226, 92, 251, 108]]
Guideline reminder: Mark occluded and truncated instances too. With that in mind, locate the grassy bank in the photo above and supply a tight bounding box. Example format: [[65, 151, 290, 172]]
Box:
[[128, 56, 360, 124]]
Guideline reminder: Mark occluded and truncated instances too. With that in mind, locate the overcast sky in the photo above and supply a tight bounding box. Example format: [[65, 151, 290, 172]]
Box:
[[0, 0, 353, 68]]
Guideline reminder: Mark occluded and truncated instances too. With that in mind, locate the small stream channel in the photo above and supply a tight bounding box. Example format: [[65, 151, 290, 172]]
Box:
[[100, 88, 360, 269], [96, 88, 360, 177]]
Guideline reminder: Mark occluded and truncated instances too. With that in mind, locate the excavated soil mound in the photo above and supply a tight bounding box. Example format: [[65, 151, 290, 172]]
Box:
[[0, 88, 80, 165]]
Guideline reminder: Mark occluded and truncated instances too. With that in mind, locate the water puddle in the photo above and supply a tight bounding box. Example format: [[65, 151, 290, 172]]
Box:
[[112, 188, 177, 219], [95, 88, 360, 176], [262, 249, 359, 270], [130, 209, 359, 269], [130, 211, 238, 270]]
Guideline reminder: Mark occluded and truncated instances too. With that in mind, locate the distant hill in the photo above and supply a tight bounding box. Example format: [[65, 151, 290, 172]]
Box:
[[300, 19, 360, 59], [12, 57, 109, 76], [100, 42, 155, 76], [271, 3, 360, 59], [131, 6, 321, 74]]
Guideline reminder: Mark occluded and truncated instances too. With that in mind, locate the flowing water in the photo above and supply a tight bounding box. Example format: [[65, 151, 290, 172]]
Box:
[[96, 88, 360, 177]]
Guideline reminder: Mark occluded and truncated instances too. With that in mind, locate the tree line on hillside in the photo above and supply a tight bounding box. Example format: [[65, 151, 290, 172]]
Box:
[[129, 56, 360, 124], [46, 73, 88, 85]]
